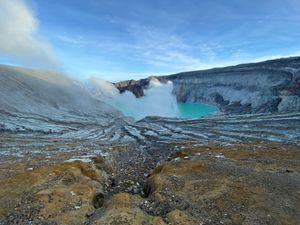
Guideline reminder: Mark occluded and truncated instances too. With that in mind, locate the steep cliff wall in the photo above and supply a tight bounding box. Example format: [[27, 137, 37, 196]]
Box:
[[115, 57, 300, 114]]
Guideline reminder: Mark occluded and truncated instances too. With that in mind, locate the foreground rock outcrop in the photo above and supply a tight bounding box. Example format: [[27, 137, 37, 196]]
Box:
[[0, 160, 107, 224], [144, 142, 300, 225], [1, 141, 299, 225], [115, 56, 300, 114]]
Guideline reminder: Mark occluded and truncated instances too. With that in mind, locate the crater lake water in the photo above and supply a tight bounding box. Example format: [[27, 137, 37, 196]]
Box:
[[100, 79, 219, 120], [111, 100, 219, 120], [178, 102, 219, 119]]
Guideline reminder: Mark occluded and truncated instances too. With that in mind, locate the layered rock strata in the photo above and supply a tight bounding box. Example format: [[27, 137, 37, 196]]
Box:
[[115, 57, 300, 114]]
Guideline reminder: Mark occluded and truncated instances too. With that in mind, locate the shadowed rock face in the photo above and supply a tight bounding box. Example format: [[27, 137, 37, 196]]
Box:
[[115, 57, 300, 114], [114, 79, 148, 97]]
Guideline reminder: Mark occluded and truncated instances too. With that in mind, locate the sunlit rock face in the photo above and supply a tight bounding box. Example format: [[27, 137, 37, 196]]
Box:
[[143, 143, 300, 225], [115, 57, 300, 114]]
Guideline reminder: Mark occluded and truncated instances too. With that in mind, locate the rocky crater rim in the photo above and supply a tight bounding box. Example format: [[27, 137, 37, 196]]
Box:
[[114, 56, 300, 115]]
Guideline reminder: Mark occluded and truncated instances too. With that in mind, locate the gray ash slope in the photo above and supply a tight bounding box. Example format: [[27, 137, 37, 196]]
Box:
[[0, 62, 299, 146], [115, 56, 300, 114], [0, 65, 129, 141]]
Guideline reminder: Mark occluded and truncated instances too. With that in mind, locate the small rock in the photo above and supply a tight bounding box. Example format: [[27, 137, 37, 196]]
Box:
[[86, 210, 95, 217]]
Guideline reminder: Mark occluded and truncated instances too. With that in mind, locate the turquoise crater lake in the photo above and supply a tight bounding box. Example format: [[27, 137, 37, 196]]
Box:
[[178, 102, 219, 119], [104, 80, 219, 120]]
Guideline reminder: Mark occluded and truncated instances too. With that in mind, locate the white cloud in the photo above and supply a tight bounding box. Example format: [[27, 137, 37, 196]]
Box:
[[56, 35, 87, 47], [123, 24, 217, 72], [0, 0, 58, 67]]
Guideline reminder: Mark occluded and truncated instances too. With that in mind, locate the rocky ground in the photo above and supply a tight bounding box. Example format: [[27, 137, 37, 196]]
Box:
[[1, 62, 300, 224], [0, 137, 299, 225]]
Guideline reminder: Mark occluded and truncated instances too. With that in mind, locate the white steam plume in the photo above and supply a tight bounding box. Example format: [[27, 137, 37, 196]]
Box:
[[88, 78, 180, 120], [0, 0, 58, 68]]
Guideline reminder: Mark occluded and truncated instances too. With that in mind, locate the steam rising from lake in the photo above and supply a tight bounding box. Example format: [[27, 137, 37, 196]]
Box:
[[88, 78, 179, 120]]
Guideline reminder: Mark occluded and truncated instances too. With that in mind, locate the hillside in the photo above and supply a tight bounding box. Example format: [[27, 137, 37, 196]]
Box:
[[0, 65, 127, 140], [115, 56, 300, 114], [0, 63, 299, 225]]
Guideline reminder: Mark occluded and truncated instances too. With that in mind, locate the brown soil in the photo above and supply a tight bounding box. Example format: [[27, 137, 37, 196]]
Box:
[[0, 141, 299, 225]]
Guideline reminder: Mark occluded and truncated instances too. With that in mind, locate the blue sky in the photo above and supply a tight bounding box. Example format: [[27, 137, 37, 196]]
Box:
[[1, 0, 300, 81]]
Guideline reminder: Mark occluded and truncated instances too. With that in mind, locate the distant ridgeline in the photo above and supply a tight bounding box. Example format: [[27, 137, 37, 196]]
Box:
[[114, 56, 300, 114], [0, 61, 300, 143]]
